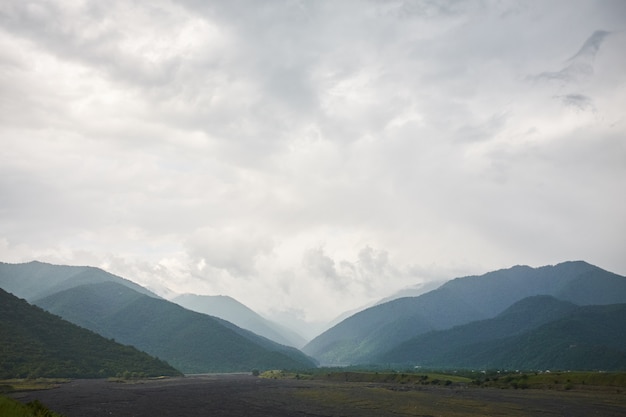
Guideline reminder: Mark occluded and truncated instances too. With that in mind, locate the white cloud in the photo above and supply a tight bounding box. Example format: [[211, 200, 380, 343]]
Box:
[[1, 0, 625, 326]]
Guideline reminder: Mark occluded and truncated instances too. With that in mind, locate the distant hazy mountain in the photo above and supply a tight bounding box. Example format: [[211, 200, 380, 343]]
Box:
[[0, 288, 181, 378], [303, 261, 626, 365], [36, 281, 317, 373], [172, 294, 307, 348], [0, 261, 158, 301], [379, 296, 626, 371], [375, 280, 446, 305], [317, 280, 448, 337]]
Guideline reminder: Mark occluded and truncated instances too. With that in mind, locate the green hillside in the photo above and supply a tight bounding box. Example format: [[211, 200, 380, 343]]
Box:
[[379, 298, 626, 370], [0, 288, 181, 378], [465, 303, 626, 370], [36, 282, 317, 373], [378, 295, 578, 365], [304, 261, 626, 365]]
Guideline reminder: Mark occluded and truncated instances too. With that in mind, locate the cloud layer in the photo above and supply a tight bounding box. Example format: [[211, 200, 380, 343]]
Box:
[[1, 0, 625, 325]]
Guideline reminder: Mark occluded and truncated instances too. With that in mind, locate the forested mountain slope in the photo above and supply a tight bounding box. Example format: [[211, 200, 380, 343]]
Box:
[[0, 288, 181, 378], [377, 295, 580, 365], [378, 300, 626, 371]]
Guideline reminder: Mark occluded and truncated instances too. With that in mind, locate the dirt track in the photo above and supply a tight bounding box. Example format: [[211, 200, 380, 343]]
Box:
[[10, 374, 626, 417]]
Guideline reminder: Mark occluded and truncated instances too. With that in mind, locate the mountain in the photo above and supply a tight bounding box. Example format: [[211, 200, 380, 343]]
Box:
[[0, 261, 158, 301], [0, 288, 181, 378], [481, 303, 626, 371], [377, 295, 579, 366], [35, 281, 317, 373], [303, 261, 626, 365], [172, 294, 307, 348], [379, 299, 626, 371]]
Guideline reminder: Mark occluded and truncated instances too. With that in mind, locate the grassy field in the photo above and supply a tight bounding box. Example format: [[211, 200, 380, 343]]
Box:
[[0, 379, 69, 394], [261, 368, 626, 389], [261, 369, 472, 385], [463, 370, 626, 390], [259, 369, 626, 416]]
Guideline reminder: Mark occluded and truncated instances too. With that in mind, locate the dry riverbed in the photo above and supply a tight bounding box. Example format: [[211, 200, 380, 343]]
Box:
[[9, 373, 626, 417]]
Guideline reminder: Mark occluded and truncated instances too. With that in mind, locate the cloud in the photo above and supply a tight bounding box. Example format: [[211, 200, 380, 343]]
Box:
[[534, 30, 612, 84], [556, 93, 595, 111], [186, 227, 274, 277], [1, 0, 625, 325]]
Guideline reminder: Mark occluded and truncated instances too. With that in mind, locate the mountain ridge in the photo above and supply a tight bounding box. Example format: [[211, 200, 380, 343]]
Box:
[[0, 260, 158, 300], [303, 261, 626, 365], [35, 281, 317, 373]]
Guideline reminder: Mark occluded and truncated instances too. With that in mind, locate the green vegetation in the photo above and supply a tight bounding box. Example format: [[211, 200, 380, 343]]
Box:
[[35, 282, 317, 373], [0, 396, 64, 417], [315, 370, 470, 385], [0, 288, 182, 378], [260, 368, 471, 385], [261, 367, 626, 392], [468, 370, 626, 391], [378, 297, 626, 371], [0, 379, 68, 394]]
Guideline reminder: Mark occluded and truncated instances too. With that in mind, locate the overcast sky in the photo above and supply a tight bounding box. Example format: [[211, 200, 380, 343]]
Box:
[[1, 0, 625, 328]]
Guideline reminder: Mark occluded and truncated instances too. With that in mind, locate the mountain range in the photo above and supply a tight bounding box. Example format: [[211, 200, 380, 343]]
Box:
[[2, 259, 625, 374], [35, 281, 316, 373], [303, 261, 626, 367], [0, 261, 316, 373]]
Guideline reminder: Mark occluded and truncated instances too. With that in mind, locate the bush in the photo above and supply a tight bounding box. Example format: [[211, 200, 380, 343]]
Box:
[[0, 396, 64, 417]]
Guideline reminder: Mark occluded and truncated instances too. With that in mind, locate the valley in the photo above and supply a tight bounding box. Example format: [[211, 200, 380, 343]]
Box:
[[2, 260, 626, 384], [7, 372, 626, 417]]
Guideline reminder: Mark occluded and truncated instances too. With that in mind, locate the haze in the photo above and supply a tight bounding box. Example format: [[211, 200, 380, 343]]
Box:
[[1, 1, 625, 329]]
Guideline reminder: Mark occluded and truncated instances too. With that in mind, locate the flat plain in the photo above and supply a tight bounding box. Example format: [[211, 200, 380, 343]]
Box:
[[8, 373, 626, 417]]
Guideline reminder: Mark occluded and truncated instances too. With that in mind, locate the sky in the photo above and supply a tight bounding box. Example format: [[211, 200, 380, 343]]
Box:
[[1, 0, 625, 332]]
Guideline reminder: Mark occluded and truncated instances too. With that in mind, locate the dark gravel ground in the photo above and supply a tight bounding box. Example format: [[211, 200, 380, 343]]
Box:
[[10, 374, 322, 417], [9, 374, 626, 417]]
